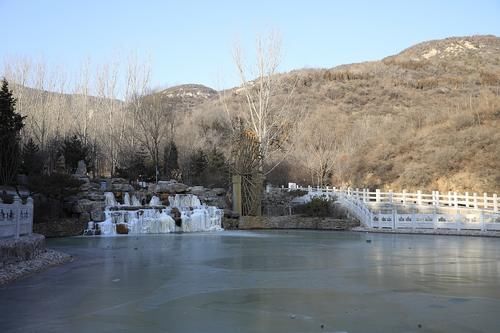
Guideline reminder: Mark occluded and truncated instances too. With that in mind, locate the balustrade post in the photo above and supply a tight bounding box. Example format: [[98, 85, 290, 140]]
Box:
[[473, 193, 478, 209], [433, 209, 438, 230], [27, 197, 33, 234], [435, 191, 440, 207], [355, 188, 359, 200], [376, 189, 381, 203], [493, 194, 498, 212], [402, 189, 407, 205], [389, 190, 393, 204], [448, 191, 452, 207], [417, 190, 422, 206], [14, 195, 21, 239], [454, 192, 458, 208], [483, 193, 488, 209], [465, 192, 469, 208], [392, 209, 396, 229]]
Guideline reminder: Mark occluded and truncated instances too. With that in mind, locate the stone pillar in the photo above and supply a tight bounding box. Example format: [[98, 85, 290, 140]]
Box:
[[232, 175, 242, 216], [254, 173, 264, 217]]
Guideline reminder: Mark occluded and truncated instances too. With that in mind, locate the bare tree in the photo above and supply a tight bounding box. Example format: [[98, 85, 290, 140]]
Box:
[[134, 93, 175, 183], [295, 110, 339, 186], [229, 31, 299, 175]]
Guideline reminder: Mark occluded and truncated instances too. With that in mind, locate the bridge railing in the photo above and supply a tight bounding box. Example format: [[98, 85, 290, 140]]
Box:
[[282, 184, 500, 231], [290, 185, 498, 213], [0, 195, 34, 238]]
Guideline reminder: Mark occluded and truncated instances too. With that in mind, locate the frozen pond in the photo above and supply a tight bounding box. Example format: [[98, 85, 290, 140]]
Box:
[[1, 231, 500, 332]]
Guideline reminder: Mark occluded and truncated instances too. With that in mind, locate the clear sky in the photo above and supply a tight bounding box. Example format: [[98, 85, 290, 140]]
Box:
[[1, 0, 499, 90]]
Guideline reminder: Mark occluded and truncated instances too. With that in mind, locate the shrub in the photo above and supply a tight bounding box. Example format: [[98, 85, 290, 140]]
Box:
[[294, 196, 334, 217]]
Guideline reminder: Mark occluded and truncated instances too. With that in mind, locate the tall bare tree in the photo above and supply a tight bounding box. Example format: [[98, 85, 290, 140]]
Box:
[[230, 31, 299, 175]]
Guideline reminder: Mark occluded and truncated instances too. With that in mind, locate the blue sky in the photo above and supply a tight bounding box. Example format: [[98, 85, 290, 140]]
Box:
[[1, 0, 499, 90]]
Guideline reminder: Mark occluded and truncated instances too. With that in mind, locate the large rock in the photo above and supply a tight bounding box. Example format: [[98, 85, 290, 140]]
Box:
[[74, 199, 105, 214], [111, 178, 129, 184], [213, 188, 226, 196], [90, 209, 105, 222], [112, 183, 134, 192], [155, 181, 189, 194], [0, 234, 46, 265], [189, 186, 205, 195], [75, 160, 87, 176], [73, 199, 93, 213], [87, 192, 105, 201], [33, 218, 86, 237], [78, 212, 90, 224]]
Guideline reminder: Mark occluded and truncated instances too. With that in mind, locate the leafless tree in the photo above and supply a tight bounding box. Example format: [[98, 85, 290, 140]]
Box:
[[229, 31, 300, 175]]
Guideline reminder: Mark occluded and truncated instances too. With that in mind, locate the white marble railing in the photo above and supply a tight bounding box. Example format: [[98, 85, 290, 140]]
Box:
[[0, 196, 33, 238], [283, 184, 500, 231]]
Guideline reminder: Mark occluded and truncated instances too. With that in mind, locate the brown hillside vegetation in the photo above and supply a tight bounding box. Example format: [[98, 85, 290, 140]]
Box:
[[3, 35, 499, 193], [181, 35, 500, 193]]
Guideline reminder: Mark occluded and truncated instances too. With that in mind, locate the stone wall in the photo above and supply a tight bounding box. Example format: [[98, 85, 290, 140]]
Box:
[[238, 215, 359, 230], [0, 234, 45, 266]]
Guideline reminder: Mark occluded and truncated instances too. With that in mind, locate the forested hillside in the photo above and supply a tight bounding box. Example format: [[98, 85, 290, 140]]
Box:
[[3, 35, 499, 192]]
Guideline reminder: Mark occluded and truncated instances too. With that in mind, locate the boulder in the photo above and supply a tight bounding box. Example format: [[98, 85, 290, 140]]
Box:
[[75, 160, 87, 176], [189, 186, 205, 195], [78, 212, 90, 224], [112, 183, 134, 192], [111, 178, 129, 184], [90, 209, 105, 222], [87, 192, 105, 201], [73, 199, 94, 213], [155, 181, 189, 194], [213, 188, 226, 196], [79, 183, 92, 192], [116, 224, 129, 234]]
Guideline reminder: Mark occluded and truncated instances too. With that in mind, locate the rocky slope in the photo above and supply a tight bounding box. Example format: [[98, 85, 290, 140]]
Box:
[[185, 35, 500, 192]]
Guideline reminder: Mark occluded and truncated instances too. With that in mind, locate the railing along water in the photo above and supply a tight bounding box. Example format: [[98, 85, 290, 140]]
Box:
[[0, 195, 34, 238], [284, 184, 500, 232]]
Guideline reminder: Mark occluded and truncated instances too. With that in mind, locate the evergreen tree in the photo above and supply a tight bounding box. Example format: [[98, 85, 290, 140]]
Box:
[[163, 141, 179, 179], [21, 138, 43, 175], [206, 147, 229, 187], [0, 78, 25, 185], [189, 149, 208, 183], [61, 135, 90, 173]]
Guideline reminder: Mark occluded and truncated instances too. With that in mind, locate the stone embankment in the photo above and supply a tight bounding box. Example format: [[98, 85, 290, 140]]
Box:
[[237, 215, 359, 230], [0, 234, 71, 285]]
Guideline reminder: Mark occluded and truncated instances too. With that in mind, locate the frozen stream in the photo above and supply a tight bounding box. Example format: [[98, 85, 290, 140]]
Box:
[[1, 231, 500, 332]]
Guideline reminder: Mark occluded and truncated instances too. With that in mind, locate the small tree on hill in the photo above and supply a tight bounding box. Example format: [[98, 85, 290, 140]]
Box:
[[0, 78, 26, 185]]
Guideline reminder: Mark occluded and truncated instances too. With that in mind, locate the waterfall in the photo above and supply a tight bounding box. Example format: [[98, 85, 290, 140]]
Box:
[[86, 193, 223, 236]]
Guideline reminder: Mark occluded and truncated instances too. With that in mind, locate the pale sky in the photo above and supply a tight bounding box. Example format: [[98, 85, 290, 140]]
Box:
[[1, 0, 499, 90]]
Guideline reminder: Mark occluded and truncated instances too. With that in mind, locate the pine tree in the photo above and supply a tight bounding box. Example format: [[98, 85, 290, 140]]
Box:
[[61, 135, 90, 173], [0, 78, 25, 185], [163, 141, 179, 180], [189, 149, 208, 183], [22, 138, 43, 175]]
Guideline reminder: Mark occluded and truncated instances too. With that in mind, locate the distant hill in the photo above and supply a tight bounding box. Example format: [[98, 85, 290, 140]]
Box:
[[184, 35, 500, 192], [6, 35, 499, 192], [153, 84, 218, 111]]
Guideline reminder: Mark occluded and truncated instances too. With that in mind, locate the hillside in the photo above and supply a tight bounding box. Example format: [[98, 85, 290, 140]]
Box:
[[4, 35, 499, 193], [154, 84, 218, 111], [182, 35, 500, 192]]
